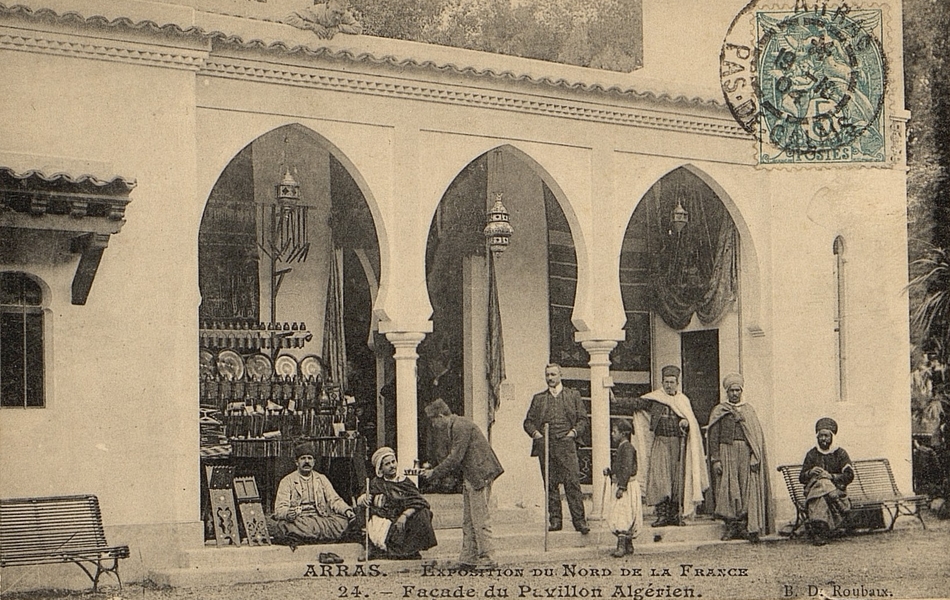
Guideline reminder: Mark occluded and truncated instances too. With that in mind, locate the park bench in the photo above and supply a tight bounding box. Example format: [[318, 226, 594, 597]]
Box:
[[0, 495, 130, 592], [776, 458, 928, 537]]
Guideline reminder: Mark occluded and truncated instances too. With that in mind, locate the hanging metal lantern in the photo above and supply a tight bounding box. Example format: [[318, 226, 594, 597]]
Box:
[[274, 169, 309, 263], [276, 168, 300, 203], [484, 193, 514, 254], [671, 199, 689, 234]]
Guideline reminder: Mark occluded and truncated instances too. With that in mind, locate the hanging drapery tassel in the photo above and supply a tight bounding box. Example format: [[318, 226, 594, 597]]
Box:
[[484, 149, 511, 433]]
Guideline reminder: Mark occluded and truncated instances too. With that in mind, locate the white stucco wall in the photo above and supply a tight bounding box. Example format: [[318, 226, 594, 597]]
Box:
[[0, 41, 204, 584]]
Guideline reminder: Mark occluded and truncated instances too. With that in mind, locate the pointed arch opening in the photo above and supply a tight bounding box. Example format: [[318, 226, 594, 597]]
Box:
[[196, 124, 383, 540], [421, 145, 588, 492], [619, 167, 741, 429]]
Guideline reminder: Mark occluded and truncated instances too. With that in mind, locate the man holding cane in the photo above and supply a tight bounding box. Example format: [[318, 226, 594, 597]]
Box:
[[524, 364, 590, 534], [620, 365, 708, 527]]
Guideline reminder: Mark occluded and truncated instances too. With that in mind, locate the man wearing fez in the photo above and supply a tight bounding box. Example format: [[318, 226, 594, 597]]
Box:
[[629, 365, 708, 527], [523, 363, 590, 534], [284, 0, 363, 40], [268, 442, 355, 544], [707, 373, 774, 543], [421, 399, 503, 570]]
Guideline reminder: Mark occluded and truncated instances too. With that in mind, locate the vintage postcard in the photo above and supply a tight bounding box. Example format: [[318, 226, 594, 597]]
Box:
[[0, 0, 945, 599]]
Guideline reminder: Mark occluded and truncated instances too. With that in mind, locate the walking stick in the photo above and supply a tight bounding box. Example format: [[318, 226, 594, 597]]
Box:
[[358, 478, 370, 561], [597, 471, 609, 547], [543, 423, 550, 553], [678, 431, 688, 524]]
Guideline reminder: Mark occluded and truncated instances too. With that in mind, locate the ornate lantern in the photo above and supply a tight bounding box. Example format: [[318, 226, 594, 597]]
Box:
[[484, 193, 514, 254], [671, 199, 689, 234]]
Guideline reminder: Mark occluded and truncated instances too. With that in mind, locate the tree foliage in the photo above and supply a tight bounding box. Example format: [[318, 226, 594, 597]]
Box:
[[905, 1, 950, 497], [905, 0, 950, 357], [348, 0, 642, 72]]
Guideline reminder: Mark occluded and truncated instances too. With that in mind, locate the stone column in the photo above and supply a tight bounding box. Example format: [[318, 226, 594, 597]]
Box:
[[386, 331, 427, 477], [582, 339, 617, 518]]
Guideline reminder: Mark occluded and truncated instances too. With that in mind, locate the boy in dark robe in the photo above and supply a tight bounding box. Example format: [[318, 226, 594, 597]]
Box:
[[603, 419, 642, 557]]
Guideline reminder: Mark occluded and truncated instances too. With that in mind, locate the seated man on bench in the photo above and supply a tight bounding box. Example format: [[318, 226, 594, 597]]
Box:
[[800, 418, 883, 545], [356, 447, 438, 560], [800, 418, 853, 545], [268, 442, 356, 545]]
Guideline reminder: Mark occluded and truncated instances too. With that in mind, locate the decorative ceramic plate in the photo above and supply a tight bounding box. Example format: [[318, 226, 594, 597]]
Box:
[[199, 349, 216, 379], [245, 353, 273, 381], [299, 355, 324, 381], [216, 350, 245, 381], [274, 354, 298, 379]]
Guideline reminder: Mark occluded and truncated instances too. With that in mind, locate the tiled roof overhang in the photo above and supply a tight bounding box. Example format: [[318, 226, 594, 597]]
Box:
[[0, 167, 135, 305], [0, 2, 726, 111]]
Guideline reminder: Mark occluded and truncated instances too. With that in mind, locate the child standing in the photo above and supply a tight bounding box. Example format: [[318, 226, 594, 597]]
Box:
[[603, 419, 642, 557]]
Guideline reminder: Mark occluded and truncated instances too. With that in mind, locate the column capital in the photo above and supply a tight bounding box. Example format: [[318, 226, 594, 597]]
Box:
[[581, 339, 618, 368], [385, 331, 427, 359], [575, 329, 625, 344]]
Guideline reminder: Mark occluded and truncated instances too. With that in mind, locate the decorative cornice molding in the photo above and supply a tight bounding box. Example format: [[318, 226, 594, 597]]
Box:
[[201, 57, 750, 140], [0, 3, 748, 135], [0, 26, 208, 71], [0, 4, 750, 138]]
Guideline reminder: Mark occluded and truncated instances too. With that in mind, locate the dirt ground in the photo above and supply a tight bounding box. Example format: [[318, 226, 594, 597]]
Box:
[[4, 515, 948, 600]]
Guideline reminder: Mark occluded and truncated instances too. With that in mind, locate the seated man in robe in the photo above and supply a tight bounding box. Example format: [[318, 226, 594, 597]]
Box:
[[799, 417, 884, 545], [284, 0, 362, 39], [357, 447, 438, 560], [268, 442, 355, 545]]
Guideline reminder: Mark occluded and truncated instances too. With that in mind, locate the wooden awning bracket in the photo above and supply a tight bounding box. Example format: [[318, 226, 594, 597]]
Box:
[[70, 233, 111, 305]]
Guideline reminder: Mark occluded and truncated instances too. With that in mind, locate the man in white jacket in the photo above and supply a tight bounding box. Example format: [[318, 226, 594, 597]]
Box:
[[268, 442, 355, 544]]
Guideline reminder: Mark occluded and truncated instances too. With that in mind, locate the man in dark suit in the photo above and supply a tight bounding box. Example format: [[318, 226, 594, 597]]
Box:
[[421, 399, 504, 569], [523, 363, 590, 534]]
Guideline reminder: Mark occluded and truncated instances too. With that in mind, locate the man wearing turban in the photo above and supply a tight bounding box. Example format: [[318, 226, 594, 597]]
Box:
[[707, 373, 774, 542], [799, 418, 856, 545], [268, 442, 355, 544], [356, 447, 437, 559]]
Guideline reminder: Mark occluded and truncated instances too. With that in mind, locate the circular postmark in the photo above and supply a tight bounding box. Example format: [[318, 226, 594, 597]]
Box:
[[721, 2, 887, 161], [720, 0, 764, 135]]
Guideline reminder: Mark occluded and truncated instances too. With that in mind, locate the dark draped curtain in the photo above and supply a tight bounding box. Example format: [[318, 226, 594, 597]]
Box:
[[645, 174, 738, 330]]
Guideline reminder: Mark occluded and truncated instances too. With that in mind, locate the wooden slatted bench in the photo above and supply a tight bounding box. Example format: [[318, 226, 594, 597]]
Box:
[[776, 458, 928, 537], [0, 495, 130, 592]]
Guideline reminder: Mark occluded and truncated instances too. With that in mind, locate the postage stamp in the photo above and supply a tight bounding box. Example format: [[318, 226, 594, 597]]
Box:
[[721, 2, 888, 165]]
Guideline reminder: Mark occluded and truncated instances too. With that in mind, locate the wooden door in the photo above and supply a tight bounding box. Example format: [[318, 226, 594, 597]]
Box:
[[681, 329, 720, 427]]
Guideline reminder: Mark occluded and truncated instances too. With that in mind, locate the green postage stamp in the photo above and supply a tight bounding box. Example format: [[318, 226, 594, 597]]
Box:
[[722, 4, 888, 165]]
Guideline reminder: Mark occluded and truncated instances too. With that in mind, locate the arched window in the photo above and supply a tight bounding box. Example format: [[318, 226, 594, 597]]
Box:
[[833, 236, 846, 402], [1, 272, 45, 408]]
